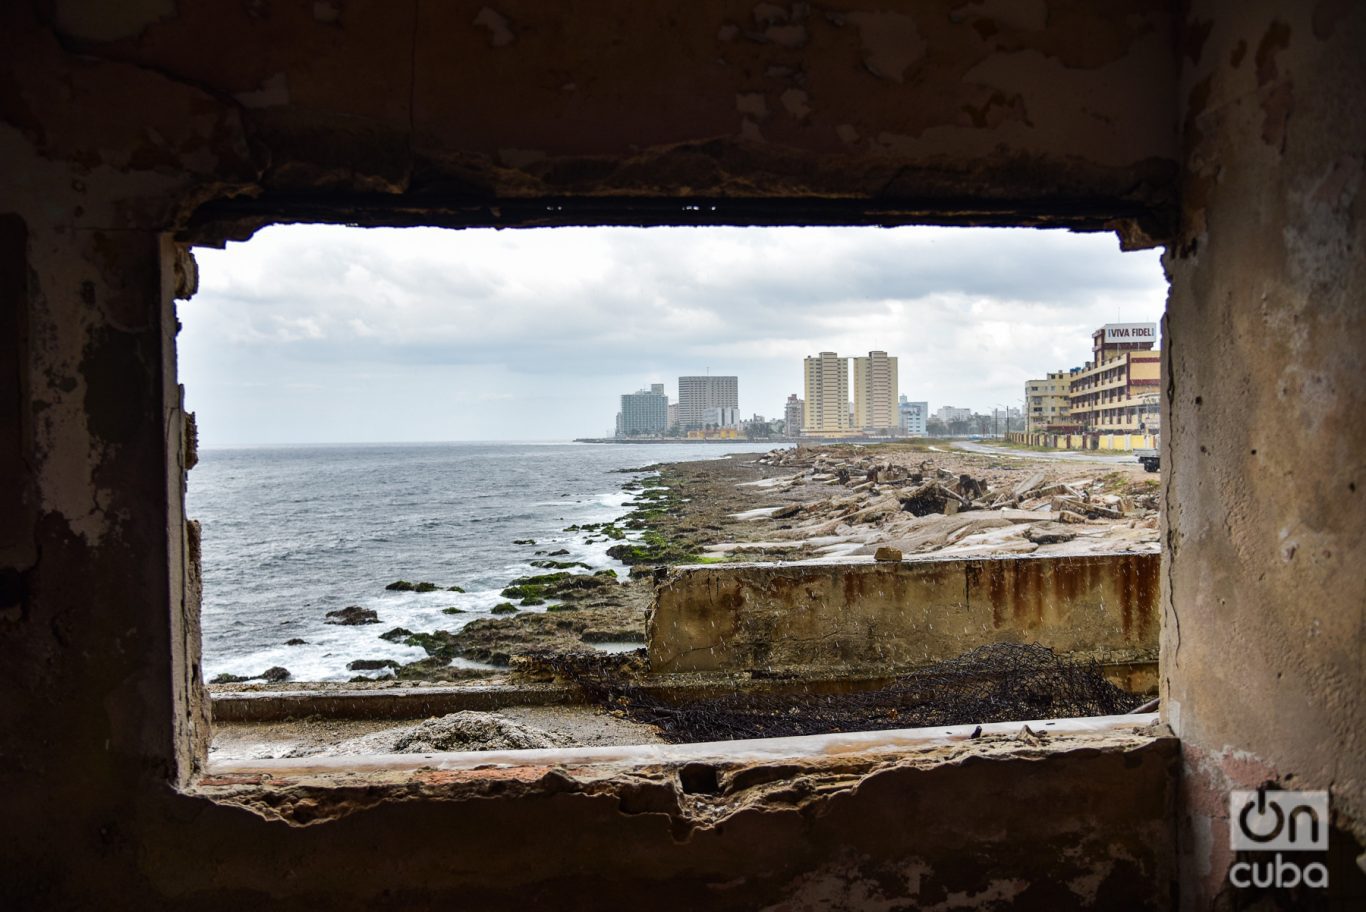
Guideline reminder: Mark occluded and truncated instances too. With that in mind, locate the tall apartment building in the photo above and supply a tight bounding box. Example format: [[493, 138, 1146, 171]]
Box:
[[783, 394, 803, 437], [853, 351, 899, 431], [676, 375, 739, 430], [802, 352, 851, 435], [1025, 371, 1075, 432], [1067, 324, 1161, 432], [899, 396, 928, 435], [616, 384, 668, 436]]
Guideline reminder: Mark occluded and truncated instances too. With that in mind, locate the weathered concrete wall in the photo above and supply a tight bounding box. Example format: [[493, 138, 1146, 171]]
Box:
[[0, 2, 1188, 905], [650, 553, 1159, 675], [3, 0, 1180, 243], [1163, 0, 1366, 905], [1, 0, 1361, 907]]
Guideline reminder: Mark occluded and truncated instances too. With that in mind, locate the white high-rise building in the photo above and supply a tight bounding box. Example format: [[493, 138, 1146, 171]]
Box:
[[617, 385, 669, 437], [899, 396, 929, 436], [802, 352, 850, 435], [703, 406, 739, 428], [853, 351, 899, 431], [935, 405, 974, 423], [677, 375, 739, 430]]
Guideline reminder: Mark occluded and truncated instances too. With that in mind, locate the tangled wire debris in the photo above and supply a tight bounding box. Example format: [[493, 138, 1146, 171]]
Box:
[[516, 643, 1144, 744]]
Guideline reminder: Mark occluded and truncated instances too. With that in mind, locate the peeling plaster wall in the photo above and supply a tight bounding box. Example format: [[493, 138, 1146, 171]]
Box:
[[10, 0, 1181, 242], [0, 3, 1187, 907], [0, 0, 1358, 907], [650, 553, 1158, 675], [1162, 0, 1366, 905]]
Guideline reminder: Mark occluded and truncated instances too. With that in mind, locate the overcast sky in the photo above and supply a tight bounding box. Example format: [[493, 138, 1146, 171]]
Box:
[[180, 224, 1166, 445]]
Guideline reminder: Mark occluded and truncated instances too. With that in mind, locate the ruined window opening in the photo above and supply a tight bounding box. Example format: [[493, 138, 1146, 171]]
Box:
[[176, 220, 1168, 773]]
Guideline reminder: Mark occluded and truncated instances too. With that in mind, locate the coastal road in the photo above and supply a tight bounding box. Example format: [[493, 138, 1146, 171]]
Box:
[[950, 440, 1144, 467]]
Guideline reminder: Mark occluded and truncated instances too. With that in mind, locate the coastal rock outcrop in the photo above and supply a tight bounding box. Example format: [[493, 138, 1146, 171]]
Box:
[[346, 659, 401, 671], [325, 605, 379, 625]]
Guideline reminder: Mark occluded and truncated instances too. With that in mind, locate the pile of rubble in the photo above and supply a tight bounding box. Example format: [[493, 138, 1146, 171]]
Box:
[[725, 446, 1161, 560]]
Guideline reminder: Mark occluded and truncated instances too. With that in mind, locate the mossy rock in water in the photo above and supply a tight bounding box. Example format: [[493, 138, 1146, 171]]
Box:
[[546, 604, 580, 613], [283, 638, 307, 646], [441, 606, 466, 615], [259, 666, 291, 683], [530, 559, 592, 570], [447, 585, 465, 593], [210, 673, 249, 684], [519, 597, 545, 606], [512, 538, 536, 545], [491, 603, 519, 615], [379, 626, 416, 642], [394, 657, 498, 681], [606, 530, 699, 565], [399, 630, 460, 659], [386, 580, 416, 591], [501, 571, 616, 601], [594, 569, 618, 578], [600, 524, 626, 540], [347, 658, 401, 671], [414, 581, 439, 593], [325, 605, 379, 625], [500, 572, 569, 600]]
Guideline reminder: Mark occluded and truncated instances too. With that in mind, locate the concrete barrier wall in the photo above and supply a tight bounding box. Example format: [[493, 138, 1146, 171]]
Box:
[[1005, 431, 1159, 451], [649, 553, 1159, 676]]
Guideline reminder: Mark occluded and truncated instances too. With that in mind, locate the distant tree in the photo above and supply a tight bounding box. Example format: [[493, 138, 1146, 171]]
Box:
[[926, 418, 949, 437]]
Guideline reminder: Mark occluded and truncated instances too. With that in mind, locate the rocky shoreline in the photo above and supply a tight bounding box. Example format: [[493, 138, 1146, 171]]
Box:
[[211, 441, 1159, 690]]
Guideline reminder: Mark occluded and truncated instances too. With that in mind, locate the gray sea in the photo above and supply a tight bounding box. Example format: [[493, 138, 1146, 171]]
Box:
[[189, 441, 780, 682]]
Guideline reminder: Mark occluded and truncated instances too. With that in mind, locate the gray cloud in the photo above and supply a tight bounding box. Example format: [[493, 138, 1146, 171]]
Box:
[[180, 225, 1166, 444]]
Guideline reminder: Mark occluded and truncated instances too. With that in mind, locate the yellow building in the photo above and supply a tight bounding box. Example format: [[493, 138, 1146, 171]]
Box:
[[802, 352, 851, 436], [1025, 371, 1074, 433], [1067, 324, 1162, 433], [853, 351, 899, 432]]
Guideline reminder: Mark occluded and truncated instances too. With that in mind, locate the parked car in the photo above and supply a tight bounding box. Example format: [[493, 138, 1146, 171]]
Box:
[[1135, 448, 1160, 472]]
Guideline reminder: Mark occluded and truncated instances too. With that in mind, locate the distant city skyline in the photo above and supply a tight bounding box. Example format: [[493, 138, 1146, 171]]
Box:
[[180, 224, 1166, 445]]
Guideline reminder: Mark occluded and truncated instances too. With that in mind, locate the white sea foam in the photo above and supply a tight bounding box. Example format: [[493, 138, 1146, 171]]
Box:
[[195, 441, 789, 681]]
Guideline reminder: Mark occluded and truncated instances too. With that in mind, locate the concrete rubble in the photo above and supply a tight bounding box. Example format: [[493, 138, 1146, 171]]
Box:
[[708, 445, 1161, 561]]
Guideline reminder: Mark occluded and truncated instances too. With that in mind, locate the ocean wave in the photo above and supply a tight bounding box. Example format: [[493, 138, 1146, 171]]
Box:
[[194, 441, 790, 679]]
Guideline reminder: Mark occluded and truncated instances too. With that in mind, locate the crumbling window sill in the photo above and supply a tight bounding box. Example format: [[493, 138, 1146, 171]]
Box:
[[190, 713, 1168, 826]]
